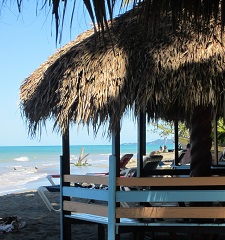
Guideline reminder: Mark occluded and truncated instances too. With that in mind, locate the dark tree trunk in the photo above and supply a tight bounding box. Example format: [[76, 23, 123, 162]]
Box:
[[190, 106, 212, 177]]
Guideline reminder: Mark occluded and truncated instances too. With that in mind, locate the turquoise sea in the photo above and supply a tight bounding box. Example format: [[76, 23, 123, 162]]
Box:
[[0, 143, 174, 195]]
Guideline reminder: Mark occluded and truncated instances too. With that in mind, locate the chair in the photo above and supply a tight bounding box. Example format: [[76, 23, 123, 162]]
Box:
[[37, 184, 61, 211], [143, 155, 163, 170], [219, 149, 225, 162], [122, 154, 163, 177], [86, 153, 133, 176], [37, 154, 134, 211]]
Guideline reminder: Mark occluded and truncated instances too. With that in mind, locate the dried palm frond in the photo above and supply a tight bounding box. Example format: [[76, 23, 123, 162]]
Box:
[[9, 0, 225, 43], [20, 5, 225, 137]]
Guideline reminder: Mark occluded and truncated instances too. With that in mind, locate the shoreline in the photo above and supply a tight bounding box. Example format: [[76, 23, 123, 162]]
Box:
[[2, 151, 225, 239], [0, 152, 175, 196]]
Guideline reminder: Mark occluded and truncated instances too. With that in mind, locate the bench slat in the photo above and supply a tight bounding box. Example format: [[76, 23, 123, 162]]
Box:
[[117, 176, 225, 187], [116, 206, 225, 219], [62, 174, 225, 237], [66, 213, 225, 227], [63, 201, 108, 217], [64, 174, 109, 185], [116, 190, 225, 202], [62, 186, 108, 201]]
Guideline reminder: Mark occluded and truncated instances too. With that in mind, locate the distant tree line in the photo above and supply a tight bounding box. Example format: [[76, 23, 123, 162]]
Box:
[[151, 119, 225, 146]]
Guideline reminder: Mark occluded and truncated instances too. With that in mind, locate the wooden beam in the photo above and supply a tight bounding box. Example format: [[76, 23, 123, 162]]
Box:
[[214, 113, 218, 165], [174, 120, 179, 165], [116, 176, 225, 187], [63, 201, 108, 217], [62, 129, 70, 175], [61, 128, 71, 240], [62, 186, 108, 201], [137, 111, 146, 177], [108, 128, 120, 238], [64, 174, 109, 185], [116, 189, 225, 203], [112, 127, 120, 177], [116, 207, 225, 219]]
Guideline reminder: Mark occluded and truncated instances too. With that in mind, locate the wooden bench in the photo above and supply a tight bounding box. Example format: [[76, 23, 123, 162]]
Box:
[[60, 172, 225, 240]]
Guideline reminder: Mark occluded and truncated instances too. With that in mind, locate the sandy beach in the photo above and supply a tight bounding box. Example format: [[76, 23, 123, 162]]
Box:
[[0, 152, 177, 240], [1, 189, 224, 240], [0, 152, 202, 240], [0, 190, 176, 240]]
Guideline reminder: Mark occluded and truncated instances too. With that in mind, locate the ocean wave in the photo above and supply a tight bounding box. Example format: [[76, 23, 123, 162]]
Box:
[[14, 156, 29, 162], [0, 170, 47, 188], [92, 159, 107, 162], [99, 153, 111, 156]]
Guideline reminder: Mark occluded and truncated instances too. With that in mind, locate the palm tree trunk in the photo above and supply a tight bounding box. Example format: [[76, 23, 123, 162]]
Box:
[[190, 106, 212, 177]]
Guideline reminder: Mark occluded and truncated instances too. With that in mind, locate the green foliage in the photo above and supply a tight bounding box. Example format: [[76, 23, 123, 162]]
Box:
[[150, 120, 190, 144], [73, 160, 91, 167], [178, 123, 190, 139], [151, 121, 173, 141], [151, 118, 225, 146], [215, 119, 225, 145]]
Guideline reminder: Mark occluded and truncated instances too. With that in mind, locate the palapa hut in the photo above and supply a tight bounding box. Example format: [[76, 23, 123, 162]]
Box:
[[20, 6, 225, 177]]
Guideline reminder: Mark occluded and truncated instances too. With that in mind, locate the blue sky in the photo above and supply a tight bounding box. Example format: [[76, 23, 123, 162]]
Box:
[[0, 2, 161, 146]]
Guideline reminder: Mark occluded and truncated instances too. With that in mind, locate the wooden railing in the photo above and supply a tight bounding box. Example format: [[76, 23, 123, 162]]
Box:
[[61, 173, 225, 240]]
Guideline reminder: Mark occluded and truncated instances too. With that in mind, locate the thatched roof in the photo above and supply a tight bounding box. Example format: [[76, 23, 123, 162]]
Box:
[[20, 7, 225, 137]]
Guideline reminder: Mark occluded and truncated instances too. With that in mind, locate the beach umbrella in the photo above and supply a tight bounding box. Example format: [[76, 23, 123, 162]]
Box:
[[20, 5, 225, 177]]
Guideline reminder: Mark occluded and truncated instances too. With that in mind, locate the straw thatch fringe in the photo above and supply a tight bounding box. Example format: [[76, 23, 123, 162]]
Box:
[[20, 6, 225, 137]]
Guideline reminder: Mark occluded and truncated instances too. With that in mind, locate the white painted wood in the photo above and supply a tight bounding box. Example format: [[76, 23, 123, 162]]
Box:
[[108, 154, 117, 240], [116, 189, 225, 202], [62, 186, 108, 201]]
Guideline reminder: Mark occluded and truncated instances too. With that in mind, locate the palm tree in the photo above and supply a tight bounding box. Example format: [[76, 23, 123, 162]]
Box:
[[4, 0, 225, 176], [4, 1, 225, 43]]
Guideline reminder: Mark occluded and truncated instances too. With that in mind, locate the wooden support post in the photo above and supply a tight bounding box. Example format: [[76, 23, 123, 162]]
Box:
[[112, 128, 120, 177], [174, 120, 179, 165], [108, 128, 120, 240], [137, 112, 146, 177], [213, 114, 218, 165], [60, 129, 71, 240], [190, 106, 212, 176]]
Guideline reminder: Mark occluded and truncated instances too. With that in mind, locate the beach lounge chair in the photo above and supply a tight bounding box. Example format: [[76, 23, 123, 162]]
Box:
[[122, 154, 163, 177], [219, 149, 225, 162], [37, 154, 134, 211], [86, 153, 133, 176], [37, 187, 60, 211]]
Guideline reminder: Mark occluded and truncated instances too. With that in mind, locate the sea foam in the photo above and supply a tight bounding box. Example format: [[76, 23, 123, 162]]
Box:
[[14, 157, 29, 162]]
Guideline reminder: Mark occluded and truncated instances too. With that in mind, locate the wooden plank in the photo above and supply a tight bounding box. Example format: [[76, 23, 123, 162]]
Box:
[[61, 131, 71, 240], [116, 190, 225, 202], [63, 201, 108, 217], [116, 176, 225, 187], [108, 130, 120, 240], [116, 207, 225, 219], [66, 213, 225, 228], [62, 186, 108, 201], [174, 120, 179, 165], [142, 168, 225, 176], [213, 114, 218, 165], [137, 111, 146, 177], [67, 213, 109, 225], [64, 174, 109, 185]]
